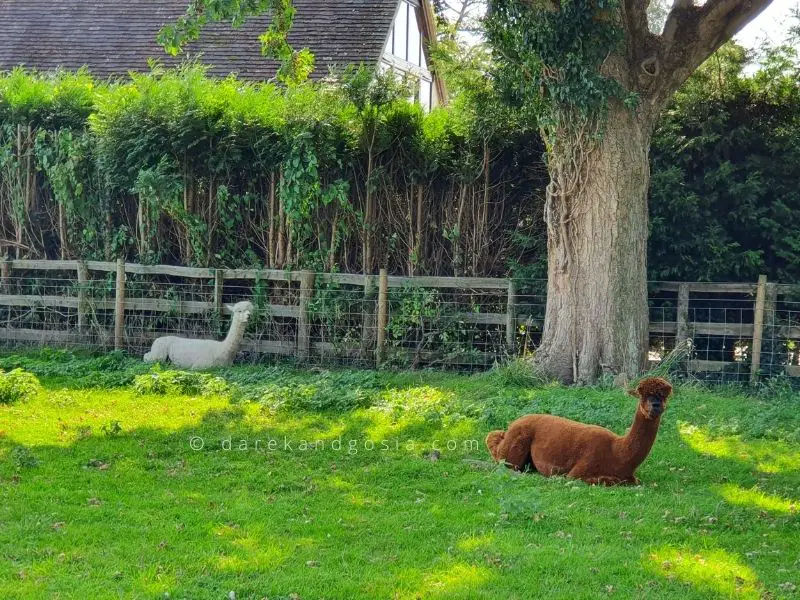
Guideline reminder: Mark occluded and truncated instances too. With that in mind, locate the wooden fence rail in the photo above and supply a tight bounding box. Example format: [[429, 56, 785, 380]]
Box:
[[0, 258, 798, 378]]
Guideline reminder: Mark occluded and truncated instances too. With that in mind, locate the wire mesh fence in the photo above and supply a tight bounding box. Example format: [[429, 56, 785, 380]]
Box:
[[1, 259, 798, 380], [648, 280, 800, 383]]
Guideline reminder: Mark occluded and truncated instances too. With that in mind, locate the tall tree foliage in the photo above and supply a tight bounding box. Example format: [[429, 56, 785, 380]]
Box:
[[158, 0, 314, 84], [650, 43, 800, 282], [432, 0, 486, 37], [486, 0, 774, 383]]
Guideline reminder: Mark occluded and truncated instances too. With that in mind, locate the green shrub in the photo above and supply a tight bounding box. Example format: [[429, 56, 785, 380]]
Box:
[[257, 370, 380, 413], [490, 358, 550, 388], [371, 385, 465, 425], [259, 382, 373, 414], [1, 65, 543, 276], [0, 369, 41, 404], [132, 369, 230, 397], [11, 446, 39, 469], [0, 350, 150, 390]]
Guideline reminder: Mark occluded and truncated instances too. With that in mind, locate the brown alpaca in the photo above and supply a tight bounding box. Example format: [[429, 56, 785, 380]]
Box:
[[486, 377, 673, 486]]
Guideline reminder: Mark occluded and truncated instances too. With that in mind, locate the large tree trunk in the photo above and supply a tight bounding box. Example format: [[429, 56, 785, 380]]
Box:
[[534, 104, 653, 384]]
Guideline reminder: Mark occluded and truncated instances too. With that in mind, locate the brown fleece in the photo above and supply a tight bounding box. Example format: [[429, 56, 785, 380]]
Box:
[[486, 377, 673, 486]]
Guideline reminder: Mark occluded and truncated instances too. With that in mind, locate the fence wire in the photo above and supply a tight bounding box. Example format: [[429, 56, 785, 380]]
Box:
[[0, 264, 798, 379]]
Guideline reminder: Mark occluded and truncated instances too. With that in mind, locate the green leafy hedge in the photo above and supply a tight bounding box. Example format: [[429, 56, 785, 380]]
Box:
[[0, 64, 545, 277], [2, 45, 800, 282]]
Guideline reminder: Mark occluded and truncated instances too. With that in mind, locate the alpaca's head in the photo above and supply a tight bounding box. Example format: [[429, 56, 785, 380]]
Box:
[[629, 377, 673, 420], [226, 301, 254, 324]]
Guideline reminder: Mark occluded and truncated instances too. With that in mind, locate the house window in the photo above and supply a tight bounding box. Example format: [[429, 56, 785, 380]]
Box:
[[420, 78, 432, 112], [383, 0, 437, 111], [390, 0, 425, 66], [394, 1, 409, 61], [408, 6, 421, 66]]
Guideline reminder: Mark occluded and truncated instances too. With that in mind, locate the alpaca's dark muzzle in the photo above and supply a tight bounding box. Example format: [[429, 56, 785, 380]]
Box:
[[647, 396, 664, 417]]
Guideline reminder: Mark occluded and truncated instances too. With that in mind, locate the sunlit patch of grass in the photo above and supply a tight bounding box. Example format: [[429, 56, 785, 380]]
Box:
[[649, 547, 760, 598], [363, 411, 418, 441], [212, 523, 241, 538], [1, 389, 232, 446], [413, 563, 494, 599], [372, 385, 458, 418], [456, 533, 496, 552], [679, 422, 800, 473], [215, 535, 288, 572], [325, 477, 380, 507], [138, 571, 179, 598], [717, 483, 798, 514]]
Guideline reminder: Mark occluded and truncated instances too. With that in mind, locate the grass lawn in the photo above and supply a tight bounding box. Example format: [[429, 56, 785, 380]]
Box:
[[1, 351, 799, 599]]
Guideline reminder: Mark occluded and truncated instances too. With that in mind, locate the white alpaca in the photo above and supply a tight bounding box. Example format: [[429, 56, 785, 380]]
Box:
[[143, 301, 253, 369]]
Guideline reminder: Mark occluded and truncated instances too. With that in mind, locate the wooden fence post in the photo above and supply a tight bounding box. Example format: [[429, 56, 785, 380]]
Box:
[[505, 279, 517, 355], [0, 256, 10, 293], [297, 271, 315, 362], [76, 261, 89, 333], [750, 274, 768, 384], [214, 269, 225, 317], [114, 257, 126, 351], [376, 268, 389, 366], [761, 281, 778, 379], [676, 283, 690, 347]]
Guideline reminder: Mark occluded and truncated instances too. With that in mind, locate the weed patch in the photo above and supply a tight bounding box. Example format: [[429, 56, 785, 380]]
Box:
[[0, 368, 41, 404], [132, 369, 230, 397]]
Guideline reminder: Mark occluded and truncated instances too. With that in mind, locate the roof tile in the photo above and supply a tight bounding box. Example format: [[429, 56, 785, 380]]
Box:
[[0, 0, 400, 80]]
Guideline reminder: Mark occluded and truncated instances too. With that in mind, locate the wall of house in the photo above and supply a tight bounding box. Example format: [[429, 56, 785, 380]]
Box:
[[380, 0, 438, 111]]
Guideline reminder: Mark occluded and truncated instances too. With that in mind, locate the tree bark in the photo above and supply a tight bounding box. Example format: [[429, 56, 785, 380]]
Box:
[[535, 103, 652, 383]]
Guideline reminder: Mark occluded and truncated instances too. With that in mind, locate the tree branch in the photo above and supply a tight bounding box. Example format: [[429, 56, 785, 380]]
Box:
[[655, 0, 774, 102], [661, 0, 695, 44], [157, 0, 314, 84]]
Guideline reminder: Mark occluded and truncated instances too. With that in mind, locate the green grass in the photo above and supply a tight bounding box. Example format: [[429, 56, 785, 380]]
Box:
[[1, 351, 799, 599]]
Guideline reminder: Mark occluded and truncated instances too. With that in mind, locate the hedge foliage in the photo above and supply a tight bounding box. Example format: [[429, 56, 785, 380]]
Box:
[[649, 45, 800, 282], [1, 44, 799, 282], [0, 64, 545, 277]]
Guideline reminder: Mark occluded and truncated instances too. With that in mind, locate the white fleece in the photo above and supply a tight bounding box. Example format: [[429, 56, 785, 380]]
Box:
[[143, 301, 253, 370]]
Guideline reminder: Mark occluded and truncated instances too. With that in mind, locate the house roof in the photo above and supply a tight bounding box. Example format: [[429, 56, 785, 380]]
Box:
[[0, 0, 401, 80]]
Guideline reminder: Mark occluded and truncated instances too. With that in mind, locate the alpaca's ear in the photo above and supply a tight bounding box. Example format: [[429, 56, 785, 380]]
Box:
[[627, 388, 639, 398], [224, 304, 234, 312]]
